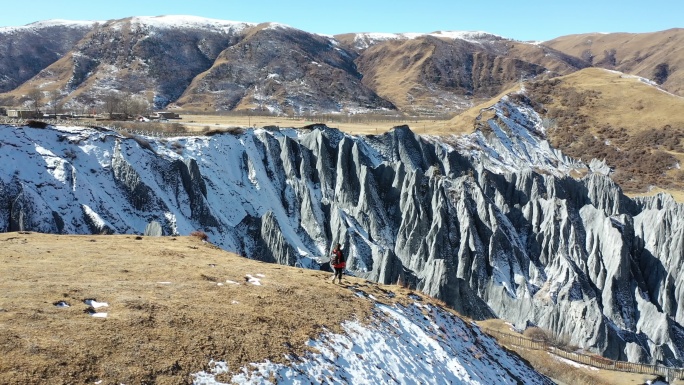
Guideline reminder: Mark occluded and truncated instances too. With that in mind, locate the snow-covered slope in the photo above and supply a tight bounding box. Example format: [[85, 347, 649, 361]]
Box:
[[0, 19, 100, 34], [342, 30, 504, 50], [453, 92, 583, 176], [127, 15, 254, 32], [2, 115, 684, 367], [193, 289, 552, 384]]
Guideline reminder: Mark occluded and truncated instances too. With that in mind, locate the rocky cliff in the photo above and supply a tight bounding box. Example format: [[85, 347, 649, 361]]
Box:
[[1, 95, 683, 366]]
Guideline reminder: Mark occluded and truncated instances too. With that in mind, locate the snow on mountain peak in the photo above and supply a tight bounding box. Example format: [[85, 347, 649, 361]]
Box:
[[428, 30, 502, 40], [349, 30, 504, 49], [0, 19, 100, 34], [127, 15, 255, 33], [263, 22, 296, 31]]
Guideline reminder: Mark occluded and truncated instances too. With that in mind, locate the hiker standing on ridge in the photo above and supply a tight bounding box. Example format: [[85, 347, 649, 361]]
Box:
[[331, 243, 346, 284]]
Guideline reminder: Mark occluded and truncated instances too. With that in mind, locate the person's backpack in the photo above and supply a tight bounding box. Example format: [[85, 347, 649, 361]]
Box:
[[332, 249, 345, 268]]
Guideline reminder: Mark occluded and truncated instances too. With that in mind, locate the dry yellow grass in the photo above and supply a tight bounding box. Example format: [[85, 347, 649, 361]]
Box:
[[551, 67, 684, 132], [544, 29, 684, 96], [515, 67, 684, 194], [0, 232, 377, 384], [625, 188, 684, 203], [179, 113, 459, 136], [355, 39, 437, 112], [448, 67, 684, 140], [0, 232, 462, 385]]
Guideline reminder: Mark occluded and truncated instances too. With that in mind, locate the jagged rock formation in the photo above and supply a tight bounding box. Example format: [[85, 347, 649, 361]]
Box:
[[144, 220, 163, 236], [1, 95, 683, 366]]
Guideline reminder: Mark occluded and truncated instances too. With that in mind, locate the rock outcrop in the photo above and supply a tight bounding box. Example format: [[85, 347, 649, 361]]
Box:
[[144, 220, 163, 236], [1, 102, 683, 366]]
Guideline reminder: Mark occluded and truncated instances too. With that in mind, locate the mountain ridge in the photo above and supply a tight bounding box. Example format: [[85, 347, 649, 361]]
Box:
[[3, 15, 680, 117]]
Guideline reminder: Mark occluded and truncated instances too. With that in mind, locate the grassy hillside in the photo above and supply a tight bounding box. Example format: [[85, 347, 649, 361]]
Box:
[[0, 232, 373, 384], [478, 319, 672, 385], [544, 29, 684, 96], [448, 67, 684, 195], [4, 232, 547, 384], [526, 67, 684, 193]]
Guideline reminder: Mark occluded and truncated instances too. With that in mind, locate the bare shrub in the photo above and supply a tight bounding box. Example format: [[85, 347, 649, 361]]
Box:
[[169, 123, 186, 133], [190, 230, 208, 241], [653, 63, 670, 85], [526, 350, 616, 385], [523, 327, 549, 342], [26, 120, 48, 129], [203, 127, 245, 136], [523, 327, 578, 352]]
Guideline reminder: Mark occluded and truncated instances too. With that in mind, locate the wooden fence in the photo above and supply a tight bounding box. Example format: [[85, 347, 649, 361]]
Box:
[[480, 327, 684, 381]]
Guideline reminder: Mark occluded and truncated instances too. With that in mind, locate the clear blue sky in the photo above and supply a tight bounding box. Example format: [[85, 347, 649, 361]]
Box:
[[1, 0, 681, 41]]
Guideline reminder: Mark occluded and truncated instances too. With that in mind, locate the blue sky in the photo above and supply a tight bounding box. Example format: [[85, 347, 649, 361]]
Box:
[[1, 0, 681, 41]]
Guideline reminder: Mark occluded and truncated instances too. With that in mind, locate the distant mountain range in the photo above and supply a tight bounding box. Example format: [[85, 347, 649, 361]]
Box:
[[0, 16, 681, 116]]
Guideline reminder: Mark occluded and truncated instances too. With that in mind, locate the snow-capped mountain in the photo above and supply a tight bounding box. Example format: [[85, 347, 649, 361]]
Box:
[[334, 30, 504, 51], [2, 16, 683, 116], [174, 22, 394, 114], [3, 91, 684, 367], [0, 15, 590, 115]]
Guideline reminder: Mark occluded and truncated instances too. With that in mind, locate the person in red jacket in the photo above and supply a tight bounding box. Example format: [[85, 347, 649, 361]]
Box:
[[330, 243, 346, 284]]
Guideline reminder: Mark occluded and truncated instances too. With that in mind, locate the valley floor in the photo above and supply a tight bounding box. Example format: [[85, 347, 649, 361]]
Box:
[[178, 113, 466, 136]]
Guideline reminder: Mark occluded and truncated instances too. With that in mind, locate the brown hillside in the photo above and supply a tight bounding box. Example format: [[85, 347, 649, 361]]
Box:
[[175, 25, 392, 114], [544, 29, 684, 96], [353, 35, 576, 115], [356, 38, 435, 111], [525, 67, 684, 192], [0, 232, 379, 384], [0, 22, 92, 94], [0, 17, 245, 111], [444, 67, 684, 195]]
